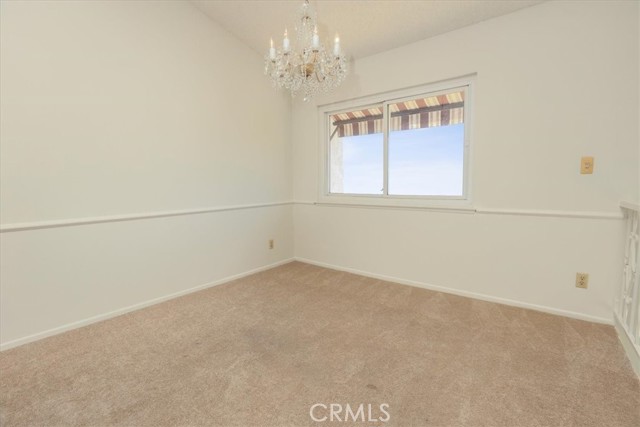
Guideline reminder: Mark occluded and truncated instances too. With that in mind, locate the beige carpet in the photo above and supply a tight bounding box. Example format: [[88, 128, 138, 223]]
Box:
[[1, 261, 639, 426]]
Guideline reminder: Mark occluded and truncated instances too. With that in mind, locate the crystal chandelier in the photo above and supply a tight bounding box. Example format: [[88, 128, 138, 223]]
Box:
[[264, 0, 348, 101]]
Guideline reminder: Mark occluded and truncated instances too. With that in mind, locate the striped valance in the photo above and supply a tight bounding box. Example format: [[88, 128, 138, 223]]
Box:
[[331, 91, 464, 138]]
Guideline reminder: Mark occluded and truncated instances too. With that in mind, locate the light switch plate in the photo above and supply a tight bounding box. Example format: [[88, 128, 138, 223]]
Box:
[[580, 156, 594, 174]]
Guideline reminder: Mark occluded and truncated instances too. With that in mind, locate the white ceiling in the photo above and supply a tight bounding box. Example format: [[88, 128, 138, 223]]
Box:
[[192, 0, 545, 59]]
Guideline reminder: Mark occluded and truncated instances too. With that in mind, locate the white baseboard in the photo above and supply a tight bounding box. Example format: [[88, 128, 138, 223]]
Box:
[[0, 258, 295, 352], [294, 257, 613, 325], [2, 256, 615, 352], [614, 313, 640, 378]]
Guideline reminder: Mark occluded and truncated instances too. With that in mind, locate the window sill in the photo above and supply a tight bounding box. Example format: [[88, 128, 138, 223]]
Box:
[[314, 195, 475, 213]]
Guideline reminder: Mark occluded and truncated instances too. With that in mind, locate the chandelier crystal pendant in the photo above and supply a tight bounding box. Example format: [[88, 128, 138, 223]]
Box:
[[264, 0, 348, 101]]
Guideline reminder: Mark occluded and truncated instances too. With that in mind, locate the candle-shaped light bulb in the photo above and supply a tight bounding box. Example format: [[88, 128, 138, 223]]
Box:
[[312, 25, 320, 49], [283, 28, 290, 52], [269, 37, 276, 60], [333, 34, 340, 56]]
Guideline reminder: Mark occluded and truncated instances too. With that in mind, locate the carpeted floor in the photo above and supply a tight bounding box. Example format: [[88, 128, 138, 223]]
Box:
[[1, 261, 639, 426]]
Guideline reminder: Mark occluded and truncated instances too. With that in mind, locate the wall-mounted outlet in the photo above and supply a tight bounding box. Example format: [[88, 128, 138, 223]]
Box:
[[575, 273, 589, 289], [268, 239, 274, 250], [580, 156, 594, 174]]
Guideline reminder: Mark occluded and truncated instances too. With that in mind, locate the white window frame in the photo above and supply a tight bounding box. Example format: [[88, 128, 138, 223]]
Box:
[[318, 76, 475, 210]]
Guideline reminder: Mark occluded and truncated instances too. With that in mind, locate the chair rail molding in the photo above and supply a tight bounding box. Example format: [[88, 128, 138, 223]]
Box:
[[293, 201, 623, 220], [0, 201, 294, 233]]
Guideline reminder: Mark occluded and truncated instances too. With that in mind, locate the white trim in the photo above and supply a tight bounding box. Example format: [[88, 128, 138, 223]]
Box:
[[621, 201, 640, 212], [475, 207, 623, 220], [312, 201, 475, 214], [0, 258, 295, 351], [382, 98, 389, 196], [0, 201, 294, 233], [614, 313, 640, 378], [294, 257, 613, 325], [317, 74, 477, 112], [293, 201, 622, 220]]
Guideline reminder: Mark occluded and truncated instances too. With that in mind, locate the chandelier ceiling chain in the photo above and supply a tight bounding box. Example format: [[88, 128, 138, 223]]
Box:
[[264, 0, 348, 101]]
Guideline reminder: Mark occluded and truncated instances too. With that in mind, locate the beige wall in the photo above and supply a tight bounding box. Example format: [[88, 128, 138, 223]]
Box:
[[0, 0, 291, 222], [292, 0, 639, 322], [1, 0, 638, 349], [0, 0, 293, 348]]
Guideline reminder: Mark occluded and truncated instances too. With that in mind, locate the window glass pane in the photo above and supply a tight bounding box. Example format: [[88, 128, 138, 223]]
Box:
[[329, 107, 383, 195], [388, 92, 464, 196]]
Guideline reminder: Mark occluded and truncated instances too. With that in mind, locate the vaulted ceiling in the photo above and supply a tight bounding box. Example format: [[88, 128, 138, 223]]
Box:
[[192, 0, 545, 59]]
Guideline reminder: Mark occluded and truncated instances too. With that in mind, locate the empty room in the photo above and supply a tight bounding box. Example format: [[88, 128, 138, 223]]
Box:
[[1, 0, 639, 426]]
